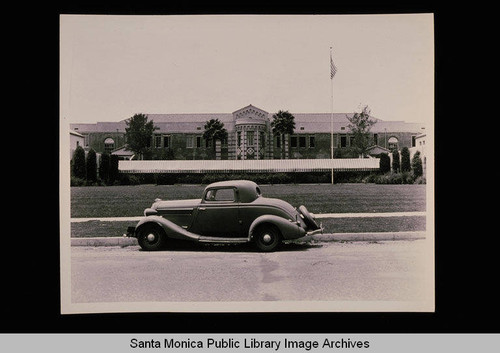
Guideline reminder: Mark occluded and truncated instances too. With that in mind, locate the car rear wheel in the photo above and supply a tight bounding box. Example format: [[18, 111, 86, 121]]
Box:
[[298, 205, 320, 230], [254, 225, 281, 252], [137, 224, 166, 251]]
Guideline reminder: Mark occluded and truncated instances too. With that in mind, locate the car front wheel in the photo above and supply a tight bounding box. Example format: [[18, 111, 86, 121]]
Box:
[[137, 224, 166, 251], [254, 225, 281, 252]]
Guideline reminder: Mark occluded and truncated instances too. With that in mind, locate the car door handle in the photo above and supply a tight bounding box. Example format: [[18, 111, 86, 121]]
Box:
[[199, 207, 206, 211]]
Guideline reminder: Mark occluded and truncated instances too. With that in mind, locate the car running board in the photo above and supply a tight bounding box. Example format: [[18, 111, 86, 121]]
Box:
[[198, 236, 250, 244]]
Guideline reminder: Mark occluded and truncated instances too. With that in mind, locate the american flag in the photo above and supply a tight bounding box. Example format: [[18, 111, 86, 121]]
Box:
[[330, 51, 337, 79]]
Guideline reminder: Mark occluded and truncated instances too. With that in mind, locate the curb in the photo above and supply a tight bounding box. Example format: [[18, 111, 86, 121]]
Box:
[[71, 237, 138, 247], [70, 231, 426, 247], [307, 231, 426, 242]]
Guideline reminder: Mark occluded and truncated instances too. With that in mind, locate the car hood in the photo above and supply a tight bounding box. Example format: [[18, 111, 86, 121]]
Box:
[[152, 199, 201, 210]]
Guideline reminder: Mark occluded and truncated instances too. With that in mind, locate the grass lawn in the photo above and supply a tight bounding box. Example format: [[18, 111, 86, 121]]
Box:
[[70, 183, 427, 237], [70, 183, 426, 218]]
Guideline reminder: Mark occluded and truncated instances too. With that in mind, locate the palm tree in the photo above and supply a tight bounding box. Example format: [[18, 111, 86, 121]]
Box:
[[203, 118, 228, 160], [271, 110, 295, 159]]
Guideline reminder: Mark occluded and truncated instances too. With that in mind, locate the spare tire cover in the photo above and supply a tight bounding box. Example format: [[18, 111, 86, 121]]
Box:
[[298, 205, 320, 230]]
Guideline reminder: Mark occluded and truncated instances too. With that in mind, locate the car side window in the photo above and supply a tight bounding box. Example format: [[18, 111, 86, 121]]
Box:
[[204, 188, 235, 202]]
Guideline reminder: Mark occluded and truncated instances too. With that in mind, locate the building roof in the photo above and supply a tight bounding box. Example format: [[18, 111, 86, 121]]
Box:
[[366, 145, 391, 155], [69, 105, 426, 134], [70, 129, 84, 137], [111, 145, 134, 157], [119, 158, 380, 174]]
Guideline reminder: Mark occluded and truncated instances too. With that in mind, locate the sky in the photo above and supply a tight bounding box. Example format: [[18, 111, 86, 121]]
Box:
[[60, 14, 434, 125]]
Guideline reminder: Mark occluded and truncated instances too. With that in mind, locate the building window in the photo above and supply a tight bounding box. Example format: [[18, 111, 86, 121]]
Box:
[[104, 137, 115, 153], [197, 136, 202, 148], [309, 136, 315, 148], [237, 132, 241, 147], [154, 135, 162, 149], [340, 135, 347, 148], [374, 133, 378, 146], [259, 131, 265, 148], [388, 136, 399, 151], [291, 136, 298, 148], [247, 131, 254, 146], [186, 136, 194, 148], [299, 136, 306, 148], [412, 135, 416, 147], [163, 135, 170, 148], [276, 135, 281, 148]]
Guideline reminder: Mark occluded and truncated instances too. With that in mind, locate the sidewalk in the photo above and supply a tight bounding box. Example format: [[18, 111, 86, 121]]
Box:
[[70, 231, 426, 247]]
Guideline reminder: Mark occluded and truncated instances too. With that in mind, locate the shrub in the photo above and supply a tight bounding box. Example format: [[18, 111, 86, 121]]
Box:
[[71, 176, 86, 186], [401, 147, 411, 172], [375, 172, 403, 184], [72, 146, 86, 179], [155, 173, 177, 185], [411, 151, 423, 178], [119, 174, 141, 185], [99, 153, 110, 184], [86, 149, 97, 183], [413, 175, 426, 184], [391, 150, 400, 173], [379, 153, 391, 174], [109, 155, 119, 184]]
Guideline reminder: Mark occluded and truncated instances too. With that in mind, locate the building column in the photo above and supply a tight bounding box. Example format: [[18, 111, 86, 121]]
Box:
[[256, 128, 260, 160], [284, 134, 289, 159], [215, 140, 221, 160], [242, 126, 246, 160]]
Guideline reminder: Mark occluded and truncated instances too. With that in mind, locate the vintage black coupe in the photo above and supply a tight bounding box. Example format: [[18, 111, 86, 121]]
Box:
[[126, 180, 322, 251]]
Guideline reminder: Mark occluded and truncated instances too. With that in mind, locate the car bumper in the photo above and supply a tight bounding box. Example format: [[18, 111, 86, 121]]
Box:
[[306, 222, 324, 236]]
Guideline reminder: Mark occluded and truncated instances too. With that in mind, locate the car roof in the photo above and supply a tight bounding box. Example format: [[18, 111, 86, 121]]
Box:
[[205, 180, 260, 203]]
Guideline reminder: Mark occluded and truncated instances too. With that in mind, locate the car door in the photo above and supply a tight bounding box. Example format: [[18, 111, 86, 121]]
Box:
[[190, 187, 241, 237]]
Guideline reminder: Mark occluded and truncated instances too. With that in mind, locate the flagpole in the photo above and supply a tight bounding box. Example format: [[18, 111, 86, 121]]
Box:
[[330, 47, 334, 184]]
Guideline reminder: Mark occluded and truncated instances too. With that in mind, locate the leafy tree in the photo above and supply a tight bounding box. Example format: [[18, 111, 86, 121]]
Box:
[[203, 118, 228, 151], [271, 110, 296, 159], [72, 145, 86, 179], [392, 150, 400, 173], [412, 151, 423, 177], [125, 113, 158, 160], [379, 153, 391, 173], [401, 147, 411, 172], [155, 148, 175, 160], [99, 152, 110, 184], [347, 105, 376, 157], [86, 149, 97, 183]]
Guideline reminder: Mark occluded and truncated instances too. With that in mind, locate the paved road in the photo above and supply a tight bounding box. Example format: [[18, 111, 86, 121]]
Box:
[[71, 240, 433, 307]]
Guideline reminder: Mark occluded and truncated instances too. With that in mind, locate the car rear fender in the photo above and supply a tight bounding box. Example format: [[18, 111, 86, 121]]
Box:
[[248, 214, 306, 241], [135, 216, 201, 242]]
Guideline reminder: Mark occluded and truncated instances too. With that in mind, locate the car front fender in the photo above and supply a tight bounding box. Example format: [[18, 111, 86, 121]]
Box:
[[249, 214, 307, 240], [135, 215, 201, 242]]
